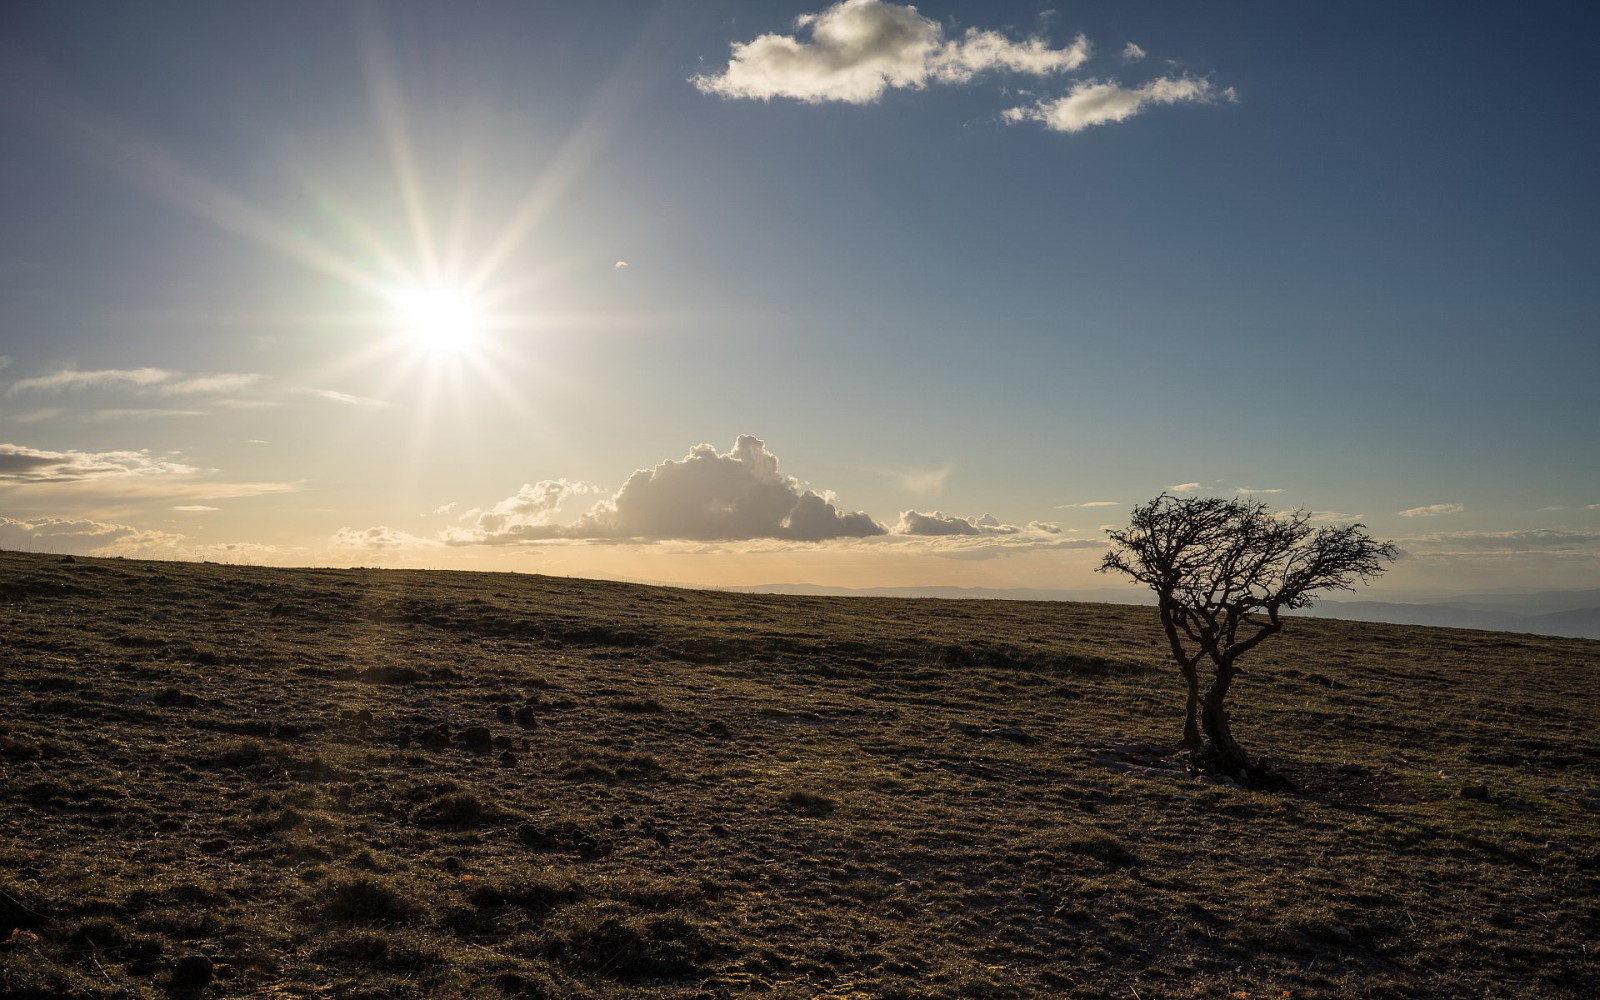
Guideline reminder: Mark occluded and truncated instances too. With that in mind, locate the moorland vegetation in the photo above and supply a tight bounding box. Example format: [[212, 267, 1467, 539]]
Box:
[[0, 548, 1596, 999]]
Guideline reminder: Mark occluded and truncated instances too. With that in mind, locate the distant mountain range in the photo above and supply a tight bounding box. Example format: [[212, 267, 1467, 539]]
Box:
[[733, 584, 1600, 640]]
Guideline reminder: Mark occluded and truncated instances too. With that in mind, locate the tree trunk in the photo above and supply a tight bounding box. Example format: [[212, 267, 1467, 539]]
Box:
[[1179, 662, 1201, 747], [1198, 661, 1249, 776]]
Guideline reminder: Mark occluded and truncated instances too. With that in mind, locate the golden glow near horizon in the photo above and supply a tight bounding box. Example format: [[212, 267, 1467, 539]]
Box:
[[387, 284, 487, 357]]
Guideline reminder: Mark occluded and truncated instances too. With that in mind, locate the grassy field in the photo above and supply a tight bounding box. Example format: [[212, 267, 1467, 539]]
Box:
[[0, 549, 1596, 999]]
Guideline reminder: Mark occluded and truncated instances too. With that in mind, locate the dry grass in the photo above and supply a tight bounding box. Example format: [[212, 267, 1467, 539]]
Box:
[[0, 549, 1596, 999]]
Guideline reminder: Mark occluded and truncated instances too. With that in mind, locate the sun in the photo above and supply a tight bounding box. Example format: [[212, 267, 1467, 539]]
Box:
[[388, 284, 485, 356]]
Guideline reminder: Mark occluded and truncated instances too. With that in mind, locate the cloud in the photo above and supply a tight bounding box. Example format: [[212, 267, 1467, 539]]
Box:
[[1166, 482, 1202, 493], [171, 505, 219, 512], [614, 261, 629, 269], [896, 464, 952, 496], [1002, 75, 1215, 132], [575, 436, 884, 542], [292, 388, 391, 408], [1122, 42, 1146, 62], [1399, 503, 1464, 518], [1055, 500, 1118, 509], [443, 479, 597, 545], [1588, 503, 1600, 510], [8, 367, 172, 395], [330, 525, 438, 550], [0, 514, 185, 557], [0, 356, 13, 370], [693, 0, 1089, 105], [894, 511, 1067, 537], [1400, 529, 1600, 554], [0, 443, 197, 483], [159, 373, 264, 395], [421, 436, 887, 547], [1237, 486, 1284, 495], [428, 501, 458, 516]]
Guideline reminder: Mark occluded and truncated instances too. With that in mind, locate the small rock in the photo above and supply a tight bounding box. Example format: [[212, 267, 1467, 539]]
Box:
[[513, 705, 537, 726], [495, 705, 514, 723], [458, 725, 492, 747], [496, 751, 517, 767], [440, 855, 463, 873], [354, 708, 374, 724], [172, 953, 214, 988], [58, 555, 76, 564], [1545, 841, 1573, 853], [950, 722, 980, 734], [1458, 783, 1490, 800]]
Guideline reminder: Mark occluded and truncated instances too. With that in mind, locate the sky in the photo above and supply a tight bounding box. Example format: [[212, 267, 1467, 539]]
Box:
[[1, 0, 1597, 598]]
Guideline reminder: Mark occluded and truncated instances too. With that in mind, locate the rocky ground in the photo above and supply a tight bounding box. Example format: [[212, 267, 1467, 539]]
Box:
[[1, 549, 1596, 999]]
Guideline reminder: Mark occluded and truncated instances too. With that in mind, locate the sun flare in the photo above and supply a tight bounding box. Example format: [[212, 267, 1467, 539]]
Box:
[[388, 285, 485, 356]]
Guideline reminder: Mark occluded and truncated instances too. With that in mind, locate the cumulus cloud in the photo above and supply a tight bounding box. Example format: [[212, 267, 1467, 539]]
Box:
[[1122, 42, 1146, 62], [330, 525, 438, 550], [897, 510, 1028, 536], [0, 514, 184, 556], [443, 479, 596, 545], [0, 443, 197, 483], [694, 0, 1089, 105], [576, 436, 883, 542], [1002, 75, 1215, 132], [435, 437, 885, 546], [1399, 503, 1464, 518]]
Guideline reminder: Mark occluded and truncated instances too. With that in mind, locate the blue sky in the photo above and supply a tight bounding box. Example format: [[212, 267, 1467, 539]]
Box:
[[2, 1, 1597, 595]]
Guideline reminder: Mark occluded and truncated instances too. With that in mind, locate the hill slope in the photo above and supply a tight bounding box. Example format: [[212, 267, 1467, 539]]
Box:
[[1, 550, 1596, 999]]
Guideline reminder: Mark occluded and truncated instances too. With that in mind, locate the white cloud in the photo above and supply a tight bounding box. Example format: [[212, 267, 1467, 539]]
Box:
[[614, 261, 629, 269], [171, 505, 219, 512], [1399, 503, 1464, 518], [894, 511, 1067, 537], [1003, 75, 1215, 132], [1055, 500, 1118, 508], [0, 356, 13, 371], [1401, 529, 1600, 553], [443, 479, 597, 545], [330, 525, 438, 550], [83, 408, 206, 421], [694, 0, 1089, 105], [0, 443, 197, 483], [1588, 503, 1600, 510], [159, 373, 264, 395], [1122, 42, 1146, 62], [428, 501, 458, 516], [0, 514, 185, 557], [292, 388, 391, 408], [8, 367, 172, 395], [1237, 486, 1284, 495], [897, 464, 952, 496], [1167, 482, 1202, 493], [434, 436, 885, 546]]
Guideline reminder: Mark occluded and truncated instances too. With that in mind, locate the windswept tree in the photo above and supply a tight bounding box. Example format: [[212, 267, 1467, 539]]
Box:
[[1100, 495, 1396, 778]]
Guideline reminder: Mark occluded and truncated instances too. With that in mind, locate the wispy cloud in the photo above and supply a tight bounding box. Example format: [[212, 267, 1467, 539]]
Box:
[[1002, 75, 1216, 132], [171, 505, 219, 512], [1399, 503, 1464, 518], [1402, 529, 1600, 553], [1121, 42, 1146, 62], [1166, 482, 1202, 493], [292, 388, 391, 408], [693, 0, 1090, 105], [8, 367, 171, 395], [1237, 486, 1284, 495], [159, 373, 264, 395], [896, 464, 952, 497], [1055, 500, 1119, 508]]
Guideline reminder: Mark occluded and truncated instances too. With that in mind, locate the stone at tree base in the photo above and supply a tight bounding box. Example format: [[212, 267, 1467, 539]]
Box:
[[1458, 783, 1490, 800], [173, 953, 214, 988]]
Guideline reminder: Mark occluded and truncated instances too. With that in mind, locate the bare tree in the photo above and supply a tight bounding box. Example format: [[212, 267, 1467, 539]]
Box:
[[1100, 495, 1396, 778]]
